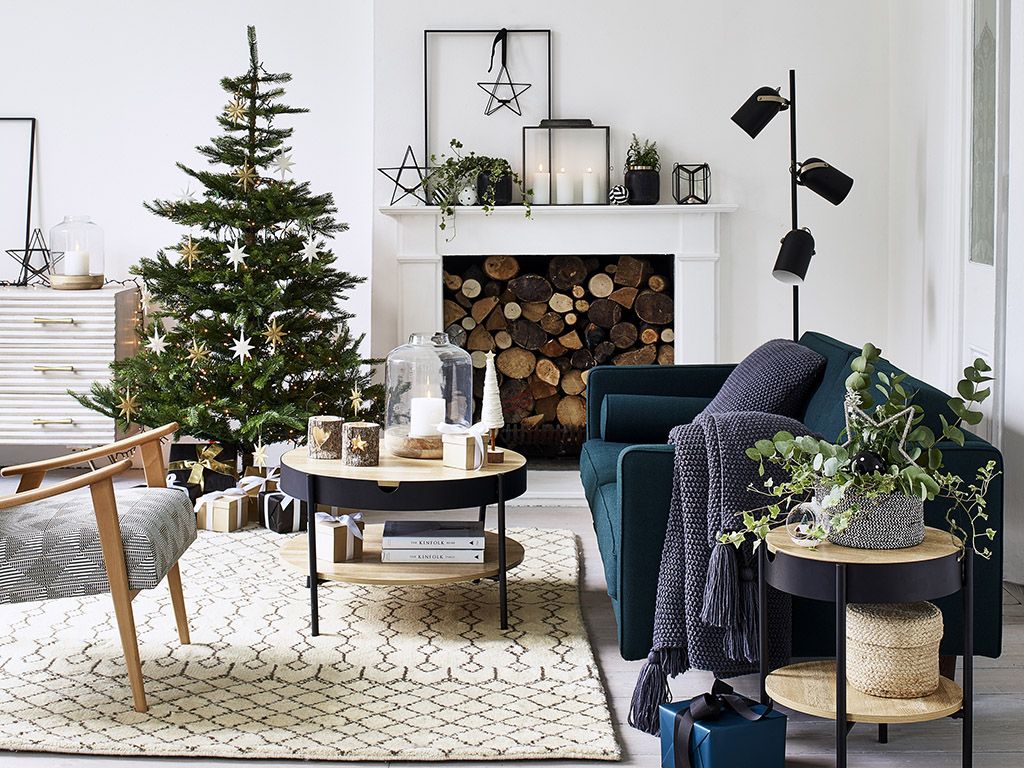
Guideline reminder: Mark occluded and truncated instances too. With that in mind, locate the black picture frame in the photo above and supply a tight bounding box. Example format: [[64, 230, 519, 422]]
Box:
[[1, 117, 36, 284], [423, 29, 552, 171]]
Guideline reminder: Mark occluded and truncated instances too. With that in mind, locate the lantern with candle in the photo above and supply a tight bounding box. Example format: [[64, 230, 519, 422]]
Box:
[[523, 120, 610, 206], [383, 332, 473, 459], [48, 215, 105, 289]]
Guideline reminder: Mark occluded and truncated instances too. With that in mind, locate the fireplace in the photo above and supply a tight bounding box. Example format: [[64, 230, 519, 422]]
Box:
[[442, 253, 674, 457], [380, 204, 736, 457]]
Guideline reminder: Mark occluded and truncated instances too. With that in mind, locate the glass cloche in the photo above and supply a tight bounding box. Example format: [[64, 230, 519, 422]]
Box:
[[49, 215, 105, 289], [384, 332, 473, 459]]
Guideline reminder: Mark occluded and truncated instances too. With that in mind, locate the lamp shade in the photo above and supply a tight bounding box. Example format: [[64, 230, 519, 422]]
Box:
[[731, 86, 787, 139], [773, 228, 815, 285], [796, 157, 853, 205]]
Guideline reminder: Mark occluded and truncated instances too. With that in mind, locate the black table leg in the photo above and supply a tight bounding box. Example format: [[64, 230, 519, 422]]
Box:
[[963, 548, 974, 768], [497, 474, 508, 630], [758, 541, 769, 705], [878, 723, 888, 744], [478, 504, 487, 525], [836, 563, 848, 768], [307, 473, 320, 637]]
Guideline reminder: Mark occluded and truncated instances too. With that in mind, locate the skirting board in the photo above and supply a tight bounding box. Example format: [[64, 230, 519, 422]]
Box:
[[508, 469, 586, 507]]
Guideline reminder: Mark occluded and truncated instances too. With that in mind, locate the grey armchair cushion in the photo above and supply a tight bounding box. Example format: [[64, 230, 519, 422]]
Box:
[[0, 486, 196, 604]]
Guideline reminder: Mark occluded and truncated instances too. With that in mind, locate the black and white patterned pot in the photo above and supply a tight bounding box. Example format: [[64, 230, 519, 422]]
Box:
[[818, 490, 925, 549]]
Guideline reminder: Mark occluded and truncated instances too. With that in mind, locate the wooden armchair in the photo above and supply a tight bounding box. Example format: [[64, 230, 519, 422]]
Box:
[[0, 422, 195, 712]]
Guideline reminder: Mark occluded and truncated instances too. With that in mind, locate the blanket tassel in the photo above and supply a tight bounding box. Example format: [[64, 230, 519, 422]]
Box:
[[628, 650, 672, 735], [726, 573, 760, 663], [700, 542, 738, 628]]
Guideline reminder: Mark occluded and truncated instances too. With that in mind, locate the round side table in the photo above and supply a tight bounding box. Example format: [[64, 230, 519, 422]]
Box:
[[758, 526, 973, 768], [279, 447, 528, 636]]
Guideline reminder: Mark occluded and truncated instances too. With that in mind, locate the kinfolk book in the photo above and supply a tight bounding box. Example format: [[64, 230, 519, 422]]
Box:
[[380, 549, 485, 564], [382, 520, 485, 550]]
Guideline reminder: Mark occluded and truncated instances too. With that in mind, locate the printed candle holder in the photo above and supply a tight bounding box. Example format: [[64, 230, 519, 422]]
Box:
[[342, 422, 381, 467], [307, 415, 344, 460]]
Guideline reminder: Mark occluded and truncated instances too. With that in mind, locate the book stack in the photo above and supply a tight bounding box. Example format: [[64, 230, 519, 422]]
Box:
[[380, 520, 486, 563]]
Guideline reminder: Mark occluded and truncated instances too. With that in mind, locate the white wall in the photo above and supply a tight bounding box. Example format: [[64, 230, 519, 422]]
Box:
[[1, 0, 374, 345], [372, 0, 892, 361]]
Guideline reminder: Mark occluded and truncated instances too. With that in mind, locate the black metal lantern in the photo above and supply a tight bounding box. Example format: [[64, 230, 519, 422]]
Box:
[[522, 119, 610, 205], [672, 163, 712, 205]]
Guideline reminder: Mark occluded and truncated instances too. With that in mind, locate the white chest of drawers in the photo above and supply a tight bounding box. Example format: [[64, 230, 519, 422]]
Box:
[[0, 286, 140, 447]]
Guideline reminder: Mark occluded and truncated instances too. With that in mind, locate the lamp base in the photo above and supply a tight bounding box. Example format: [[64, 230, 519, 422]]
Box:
[[50, 274, 104, 290]]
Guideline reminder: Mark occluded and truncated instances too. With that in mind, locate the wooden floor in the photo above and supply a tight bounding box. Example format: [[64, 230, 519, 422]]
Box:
[[2, 470, 1022, 766]]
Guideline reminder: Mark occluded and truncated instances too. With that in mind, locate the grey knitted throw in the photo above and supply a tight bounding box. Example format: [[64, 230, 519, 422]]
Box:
[[628, 340, 825, 735]]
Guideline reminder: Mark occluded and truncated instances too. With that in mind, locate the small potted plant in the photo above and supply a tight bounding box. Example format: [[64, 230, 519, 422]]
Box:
[[624, 133, 661, 205], [428, 139, 531, 236], [722, 343, 999, 558]]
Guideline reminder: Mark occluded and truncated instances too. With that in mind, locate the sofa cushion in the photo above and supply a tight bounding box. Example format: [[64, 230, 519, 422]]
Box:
[[798, 332, 859, 440], [601, 394, 711, 443], [580, 439, 631, 500], [703, 339, 825, 418]]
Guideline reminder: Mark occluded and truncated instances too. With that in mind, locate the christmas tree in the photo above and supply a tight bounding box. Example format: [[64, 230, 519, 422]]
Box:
[[76, 26, 380, 462]]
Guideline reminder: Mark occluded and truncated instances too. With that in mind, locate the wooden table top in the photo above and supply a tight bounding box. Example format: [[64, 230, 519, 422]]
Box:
[[765, 526, 960, 565], [280, 446, 527, 484]]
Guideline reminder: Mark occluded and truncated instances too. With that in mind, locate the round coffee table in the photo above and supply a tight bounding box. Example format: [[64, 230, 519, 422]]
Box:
[[758, 526, 972, 768], [279, 447, 528, 636]]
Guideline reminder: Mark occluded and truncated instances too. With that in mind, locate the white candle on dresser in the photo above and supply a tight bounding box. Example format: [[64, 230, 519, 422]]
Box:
[[555, 168, 574, 205], [532, 164, 550, 205], [582, 167, 600, 204], [409, 396, 446, 437], [63, 250, 90, 276]]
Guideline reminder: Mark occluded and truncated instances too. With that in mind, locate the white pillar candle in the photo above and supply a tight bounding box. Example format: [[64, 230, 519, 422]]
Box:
[[531, 164, 550, 205], [64, 250, 90, 276], [555, 168, 574, 205], [582, 167, 601, 204], [409, 396, 446, 437]]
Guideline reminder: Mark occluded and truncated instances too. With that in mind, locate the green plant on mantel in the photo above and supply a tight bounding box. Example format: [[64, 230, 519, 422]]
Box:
[[719, 343, 999, 558], [625, 133, 660, 170], [428, 138, 531, 236]]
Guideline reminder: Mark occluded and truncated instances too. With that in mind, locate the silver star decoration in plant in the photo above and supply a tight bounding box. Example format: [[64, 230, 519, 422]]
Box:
[[842, 389, 917, 466], [231, 327, 254, 363], [301, 241, 318, 263], [225, 240, 248, 271], [272, 152, 295, 179], [146, 326, 168, 356]]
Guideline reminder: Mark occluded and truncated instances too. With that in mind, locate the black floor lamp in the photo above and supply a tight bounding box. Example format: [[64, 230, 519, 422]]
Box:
[[732, 70, 854, 341]]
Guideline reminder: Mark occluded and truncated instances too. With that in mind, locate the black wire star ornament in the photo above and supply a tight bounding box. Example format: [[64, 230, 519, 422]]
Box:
[[5, 228, 61, 286], [476, 28, 532, 116], [377, 145, 432, 205]]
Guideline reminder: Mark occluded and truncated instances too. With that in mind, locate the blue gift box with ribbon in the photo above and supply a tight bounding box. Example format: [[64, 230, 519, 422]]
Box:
[[659, 680, 786, 768]]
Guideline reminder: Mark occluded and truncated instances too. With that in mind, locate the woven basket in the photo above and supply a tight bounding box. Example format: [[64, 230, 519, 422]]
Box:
[[847, 602, 943, 698], [819, 489, 925, 550]]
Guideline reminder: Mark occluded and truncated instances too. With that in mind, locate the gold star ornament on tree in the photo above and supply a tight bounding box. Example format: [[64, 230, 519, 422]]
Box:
[[253, 440, 268, 468], [263, 317, 286, 351], [179, 237, 200, 267], [187, 339, 210, 367], [224, 97, 247, 123], [234, 163, 258, 190], [117, 386, 139, 422], [348, 386, 363, 416]]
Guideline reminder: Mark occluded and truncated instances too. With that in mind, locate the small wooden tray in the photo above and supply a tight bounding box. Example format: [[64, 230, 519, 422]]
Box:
[[50, 274, 104, 290]]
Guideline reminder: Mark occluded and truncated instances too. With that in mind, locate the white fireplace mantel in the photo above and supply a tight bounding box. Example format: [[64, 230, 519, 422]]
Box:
[[380, 204, 737, 364]]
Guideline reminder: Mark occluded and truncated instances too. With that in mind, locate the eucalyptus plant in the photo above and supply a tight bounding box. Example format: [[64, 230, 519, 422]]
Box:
[[428, 138, 531, 235], [720, 343, 999, 558]]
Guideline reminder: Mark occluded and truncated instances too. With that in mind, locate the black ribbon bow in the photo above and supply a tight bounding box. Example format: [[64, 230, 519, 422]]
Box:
[[487, 28, 508, 72], [673, 679, 773, 768]]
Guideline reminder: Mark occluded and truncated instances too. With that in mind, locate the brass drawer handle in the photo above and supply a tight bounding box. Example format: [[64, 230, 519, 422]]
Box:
[[33, 364, 76, 372], [32, 317, 75, 325], [33, 418, 74, 425]]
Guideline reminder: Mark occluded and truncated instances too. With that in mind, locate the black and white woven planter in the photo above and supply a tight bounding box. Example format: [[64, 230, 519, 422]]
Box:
[[819, 489, 925, 550]]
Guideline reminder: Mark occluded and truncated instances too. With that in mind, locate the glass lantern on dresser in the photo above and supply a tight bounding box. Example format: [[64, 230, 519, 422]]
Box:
[[48, 215, 105, 289], [384, 332, 473, 459]]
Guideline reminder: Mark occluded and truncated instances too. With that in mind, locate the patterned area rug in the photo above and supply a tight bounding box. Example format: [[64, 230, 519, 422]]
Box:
[[0, 526, 620, 761]]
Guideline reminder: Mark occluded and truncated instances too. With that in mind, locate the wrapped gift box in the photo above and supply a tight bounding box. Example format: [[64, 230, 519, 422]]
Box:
[[168, 442, 238, 496], [659, 690, 786, 768], [442, 433, 479, 470], [315, 515, 364, 562], [195, 492, 247, 533], [240, 466, 279, 523], [258, 490, 311, 534]]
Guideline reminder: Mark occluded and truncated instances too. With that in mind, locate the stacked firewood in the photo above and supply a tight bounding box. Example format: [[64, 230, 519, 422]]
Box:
[[442, 255, 674, 430]]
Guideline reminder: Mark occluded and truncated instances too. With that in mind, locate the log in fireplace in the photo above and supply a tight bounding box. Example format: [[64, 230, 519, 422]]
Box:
[[442, 253, 674, 458]]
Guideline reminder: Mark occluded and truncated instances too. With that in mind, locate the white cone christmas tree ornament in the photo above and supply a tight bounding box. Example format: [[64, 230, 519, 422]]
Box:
[[481, 350, 505, 463]]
